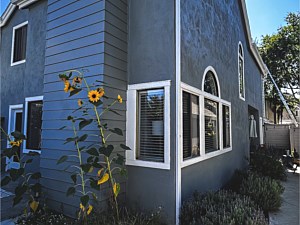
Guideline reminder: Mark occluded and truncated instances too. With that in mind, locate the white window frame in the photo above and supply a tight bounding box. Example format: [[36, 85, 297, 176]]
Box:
[[238, 42, 245, 100], [23, 96, 43, 154], [126, 80, 171, 170], [11, 21, 28, 66], [7, 104, 23, 148], [181, 68, 232, 168]]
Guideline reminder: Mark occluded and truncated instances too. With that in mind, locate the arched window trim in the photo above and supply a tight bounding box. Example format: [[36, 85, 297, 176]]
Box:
[[238, 42, 245, 100], [201, 66, 221, 98]]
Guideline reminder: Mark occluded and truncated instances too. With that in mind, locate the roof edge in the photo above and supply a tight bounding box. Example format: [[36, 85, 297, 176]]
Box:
[[240, 0, 268, 76], [0, 3, 16, 27], [11, 0, 40, 9]]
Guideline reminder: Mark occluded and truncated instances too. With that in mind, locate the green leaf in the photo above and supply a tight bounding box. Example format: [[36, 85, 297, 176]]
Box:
[[89, 178, 100, 191], [99, 145, 114, 157], [79, 119, 93, 130], [11, 131, 26, 140], [10, 168, 24, 181], [80, 195, 89, 207], [120, 144, 131, 150], [80, 164, 92, 173], [64, 137, 78, 144], [15, 185, 27, 197], [86, 147, 99, 156], [69, 88, 82, 97], [67, 116, 74, 120], [66, 187, 76, 197], [113, 154, 125, 166], [92, 193, 98, 200], [71, 174, 77, 184], [13, 196, 23, 206], [57, 155, 68, 164], [31, 172, 41, 179], [78, 134, 88, 142], [119, 168, 128, 178], [109, 128, 123, 136], [31, 183, 42, 193], [89, 99, 103, 107], [68, 72, 73, 78], [25, 159, 33, 164], [59, 73, 68, 80], [1, 176, 11, 187]]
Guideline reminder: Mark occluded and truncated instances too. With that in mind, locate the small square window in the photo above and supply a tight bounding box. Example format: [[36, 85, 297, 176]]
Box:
[[11, 22, 28, 65]]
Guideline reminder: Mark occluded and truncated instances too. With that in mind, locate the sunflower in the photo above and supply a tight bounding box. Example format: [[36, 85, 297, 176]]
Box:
[[97, 88, 105, 98], [73, 76, 82, 84], [80, 203, 85, 211], [88, 90, 101, 102], [78, 99, 83, 107], [117, 95, 123, 103], [87, 205, 93, 215], [64, 81, 70, 93], [10, 140, 22, 147]]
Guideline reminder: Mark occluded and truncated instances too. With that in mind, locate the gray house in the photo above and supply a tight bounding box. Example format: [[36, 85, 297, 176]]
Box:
[[0, 0, 267, 224]]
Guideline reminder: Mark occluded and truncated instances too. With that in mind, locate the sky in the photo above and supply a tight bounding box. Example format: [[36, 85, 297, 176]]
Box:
[[0, 0, 299, 42]]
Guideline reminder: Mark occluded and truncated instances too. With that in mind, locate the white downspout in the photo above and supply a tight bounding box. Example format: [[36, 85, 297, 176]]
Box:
[[175, 0, 181, 224]]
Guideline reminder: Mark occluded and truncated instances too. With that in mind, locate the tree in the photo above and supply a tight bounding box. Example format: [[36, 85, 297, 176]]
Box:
[[259, 12, 300, 123]]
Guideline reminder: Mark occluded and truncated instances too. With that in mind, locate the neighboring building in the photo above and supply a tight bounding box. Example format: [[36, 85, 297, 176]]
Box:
[[0, 0, 47, 172], [0, 0, 267, 224]]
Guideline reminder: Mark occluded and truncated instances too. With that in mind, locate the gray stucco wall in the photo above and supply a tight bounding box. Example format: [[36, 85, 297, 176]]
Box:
[[41, 0, 127, 217], [180, 0, 263, 201], [0, 0, 47, 171], [127, 0, 176, 224]]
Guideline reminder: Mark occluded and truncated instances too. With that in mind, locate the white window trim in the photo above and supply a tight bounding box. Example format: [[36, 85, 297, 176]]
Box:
[[126, 80, 171, 170], [181, 82, 232, 168], [11, 21, 28, 66], [238, 42, 245, 101], [7, 104, 23, 148], [23, 96, 43, 154]]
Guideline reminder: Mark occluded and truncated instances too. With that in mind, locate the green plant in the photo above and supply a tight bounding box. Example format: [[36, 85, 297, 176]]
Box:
[[0, 128, 43, 214], [250, 150, 287, 181], [239, 172, 284, 213], [57, 70, 130, 224], [180, 190, 268, 225]]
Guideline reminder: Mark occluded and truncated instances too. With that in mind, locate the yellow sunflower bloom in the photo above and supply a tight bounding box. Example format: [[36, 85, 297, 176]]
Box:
[[97, 173, 109, 185], [73, 76, 82, 84], [97, 88, 105, 98], [87, 205, 93, 215], [10, 140, 22, 147], [78, 99, 83, 107], [64, 81, 70, 93], [118, 95, 122, 103], [80, 203, 85, 211], [88, 90, 101, 102]]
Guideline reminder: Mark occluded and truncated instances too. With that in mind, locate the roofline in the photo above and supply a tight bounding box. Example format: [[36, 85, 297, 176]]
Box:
[[240, 0, 268, 76], [0, 3, 16, 27], [11, 0, 40, 9]]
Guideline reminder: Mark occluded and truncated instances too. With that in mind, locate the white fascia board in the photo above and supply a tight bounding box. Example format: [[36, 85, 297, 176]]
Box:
[[0, 4, 16, 27], [11, 0, 40, 9], [240, 0, 268, 76]]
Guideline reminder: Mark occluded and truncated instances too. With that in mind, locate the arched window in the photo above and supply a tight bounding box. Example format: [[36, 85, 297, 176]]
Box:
[[204, 71, 219, 96], [238, 42, 245, 99]]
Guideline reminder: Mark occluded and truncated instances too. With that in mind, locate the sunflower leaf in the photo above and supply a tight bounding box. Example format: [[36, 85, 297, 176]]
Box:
[[69, 88, 82, 97], [79, 119, 93, 130], [109, 128, 123, 136]]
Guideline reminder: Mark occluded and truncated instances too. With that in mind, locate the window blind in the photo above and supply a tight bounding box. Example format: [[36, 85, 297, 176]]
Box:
[[183, 91, 200, 160], [204, 99, 219, 153], [137, 89, 164, 162], [223, 105, 230, 148], [26, 101, 43, 150], [13, 25, 27, 63]]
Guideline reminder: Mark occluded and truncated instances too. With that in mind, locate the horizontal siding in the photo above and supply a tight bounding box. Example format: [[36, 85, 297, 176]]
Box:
[[265, 124, 290, 149]]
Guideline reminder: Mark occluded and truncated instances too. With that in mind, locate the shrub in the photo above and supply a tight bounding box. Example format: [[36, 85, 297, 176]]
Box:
[[223, 169, 248, 192], [250, 149, 287, 181], [239, 172, 284, 213], [180, 190, 268, 225]]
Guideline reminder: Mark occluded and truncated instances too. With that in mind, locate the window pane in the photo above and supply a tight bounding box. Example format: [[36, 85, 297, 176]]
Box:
[[13, 25, 27, 63], [183, 91, 200, 160], [223, 105, 230, 148], [15, 112, 23, 133], [137, 89, 164, 162], [26, 101, 43, 150], [239, 57, 244, 98], [204, 71, 218, 96], [205, 99, 219, 153]]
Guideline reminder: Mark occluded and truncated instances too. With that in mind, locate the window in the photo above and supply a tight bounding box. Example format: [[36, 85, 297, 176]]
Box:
[[181, 66, 232, 167], [11, 21, 28, 66], [126, 81, 170, 169], [183, 91, 200, 160], [238, 43, 245, 99], [23, 96, 43, 153]]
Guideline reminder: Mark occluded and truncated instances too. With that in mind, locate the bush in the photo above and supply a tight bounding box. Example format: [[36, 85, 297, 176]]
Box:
[[223, 169, 248, 192], [180, 190, 268, 225], [239, 172, 284, 213], [250, 149, 287, 181]]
